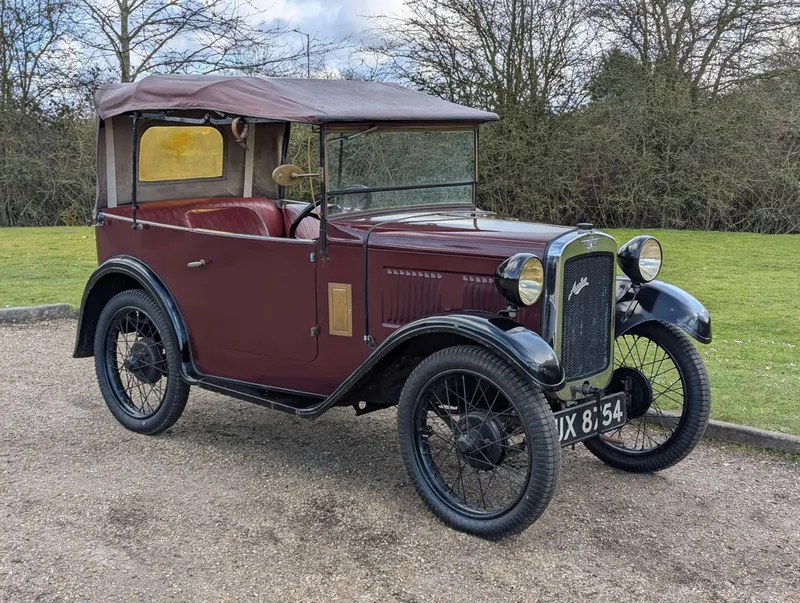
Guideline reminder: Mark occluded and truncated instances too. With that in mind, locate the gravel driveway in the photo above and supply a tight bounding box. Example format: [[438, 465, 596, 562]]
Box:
[[1, 320, 798, 602]]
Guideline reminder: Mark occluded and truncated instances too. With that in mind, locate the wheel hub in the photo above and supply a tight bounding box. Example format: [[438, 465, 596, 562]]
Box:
[[456, 411, 508, 470], [609, 366, 653, 419], [124, 338, 163, 384]]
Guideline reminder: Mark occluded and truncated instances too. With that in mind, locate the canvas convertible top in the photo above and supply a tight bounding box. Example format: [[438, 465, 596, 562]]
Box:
[[95, 75, 499, 124]]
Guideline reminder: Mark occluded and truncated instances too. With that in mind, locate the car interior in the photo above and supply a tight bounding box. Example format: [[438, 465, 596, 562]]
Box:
[[98, 113, 322, 240], [104, 196, 320, 240]]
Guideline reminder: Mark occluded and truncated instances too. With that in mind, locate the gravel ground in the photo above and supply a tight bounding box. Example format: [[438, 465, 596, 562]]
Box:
[[1, 320, 798, 603]]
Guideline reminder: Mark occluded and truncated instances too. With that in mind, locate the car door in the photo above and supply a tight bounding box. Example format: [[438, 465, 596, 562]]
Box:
[[165, 230, 318, 383]]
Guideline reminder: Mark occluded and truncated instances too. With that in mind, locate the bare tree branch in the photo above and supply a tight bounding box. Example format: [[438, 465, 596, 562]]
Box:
[[591, 0, 800, 95], [367, 0, 596, 115], [73, 0, 349, 82]]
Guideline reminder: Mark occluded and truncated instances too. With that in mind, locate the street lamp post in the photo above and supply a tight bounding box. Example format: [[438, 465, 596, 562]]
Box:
[[293, 28, 311, 78]]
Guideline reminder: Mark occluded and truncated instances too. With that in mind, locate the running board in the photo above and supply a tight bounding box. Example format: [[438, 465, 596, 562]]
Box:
[[196, 377, 329, 418]]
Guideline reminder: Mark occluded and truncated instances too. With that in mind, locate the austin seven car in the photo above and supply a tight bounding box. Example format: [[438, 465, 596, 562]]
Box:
[[74, 75, 712, 538]]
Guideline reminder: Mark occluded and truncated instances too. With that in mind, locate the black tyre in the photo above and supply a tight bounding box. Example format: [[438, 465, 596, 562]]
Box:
[[398, 345, 560, 539], [584, 321, 710, 472], [94, 289, 190, 435]]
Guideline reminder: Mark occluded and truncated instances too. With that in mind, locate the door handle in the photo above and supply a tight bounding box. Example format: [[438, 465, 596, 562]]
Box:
[[187, 260, 207, 268]]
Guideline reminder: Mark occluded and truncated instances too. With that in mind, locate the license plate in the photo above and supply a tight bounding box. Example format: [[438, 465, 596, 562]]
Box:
[[554, 394, 627, 446]]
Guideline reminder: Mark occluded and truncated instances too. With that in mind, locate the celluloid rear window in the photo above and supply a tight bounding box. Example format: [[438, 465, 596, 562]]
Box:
[[139, 126, 223, 182]]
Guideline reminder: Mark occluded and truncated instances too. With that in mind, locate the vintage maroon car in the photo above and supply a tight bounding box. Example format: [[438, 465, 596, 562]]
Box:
[[75, 75, 711, 538]]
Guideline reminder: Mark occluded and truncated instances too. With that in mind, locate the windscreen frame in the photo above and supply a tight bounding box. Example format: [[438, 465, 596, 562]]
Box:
[[321, 123, 480, 220]]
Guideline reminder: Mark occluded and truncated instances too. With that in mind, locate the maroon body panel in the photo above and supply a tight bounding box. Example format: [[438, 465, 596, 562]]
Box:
[[95, 208, 572, 396], [96, 218, 320, 390], [327, 213, 569, 345], [329, 213, 571, 257]]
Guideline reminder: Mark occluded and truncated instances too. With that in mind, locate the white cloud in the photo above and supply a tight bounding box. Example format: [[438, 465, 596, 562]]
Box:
[[247, 0, 407, 76], [251, 0, 406, 39]]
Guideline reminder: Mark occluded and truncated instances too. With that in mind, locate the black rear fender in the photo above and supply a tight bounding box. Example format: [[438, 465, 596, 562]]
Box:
[[73, 256, 192, 369], [616, 277, 712, 344]]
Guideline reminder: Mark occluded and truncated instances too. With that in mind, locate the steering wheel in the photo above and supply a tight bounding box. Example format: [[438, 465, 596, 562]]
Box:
[[342, 184, 373, 209], [288, 197, 323, 239], [287, 185, 373, 238]]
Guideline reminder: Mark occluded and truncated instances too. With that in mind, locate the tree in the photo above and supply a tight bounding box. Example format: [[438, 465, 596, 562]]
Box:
[[0, 0, 75, 110], [592, 0, 800, 96], [74, 0, 344, 82], [0, 0, 95, 227], [587, 48, 645, 100], [369, 0, 594, 116]]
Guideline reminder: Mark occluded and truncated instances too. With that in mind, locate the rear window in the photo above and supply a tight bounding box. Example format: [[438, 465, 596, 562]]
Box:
[[139, 126, 224, 182]]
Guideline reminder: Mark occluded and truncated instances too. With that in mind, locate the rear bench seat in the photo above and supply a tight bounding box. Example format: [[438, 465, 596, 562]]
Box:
[[184, 206, 270, 237], [103, 197, 319, 239]]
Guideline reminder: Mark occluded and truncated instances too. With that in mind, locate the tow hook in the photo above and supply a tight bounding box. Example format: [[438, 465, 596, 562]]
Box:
[[570, 384, 606, 419], [571, 383, 603, 397]]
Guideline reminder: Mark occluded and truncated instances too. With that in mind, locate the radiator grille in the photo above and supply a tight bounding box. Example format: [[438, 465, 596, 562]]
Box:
[[560, 254, 614, 380]]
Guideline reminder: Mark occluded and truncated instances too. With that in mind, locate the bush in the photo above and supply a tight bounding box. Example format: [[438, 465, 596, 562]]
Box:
[[3, 67, 800, 233], [0, 108, 95, 227], [478, 66, 800, 234]]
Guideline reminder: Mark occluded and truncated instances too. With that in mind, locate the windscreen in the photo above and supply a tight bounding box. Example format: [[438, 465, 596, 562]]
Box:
[[325, 128, 476, 214]]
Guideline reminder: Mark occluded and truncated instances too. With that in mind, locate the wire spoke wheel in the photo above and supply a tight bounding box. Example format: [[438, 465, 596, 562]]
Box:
[[103, 307, 169, 419], [584, 321, 710, 473], [605, 332, 686, 454], [415, 370, 531, 517], [398, 345, 559, 539], [93, 290, 193, 434]]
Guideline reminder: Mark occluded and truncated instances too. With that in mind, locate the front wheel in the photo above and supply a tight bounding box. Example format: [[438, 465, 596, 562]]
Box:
[[584, 321, 710, 472], [397, 345, 560, 539]]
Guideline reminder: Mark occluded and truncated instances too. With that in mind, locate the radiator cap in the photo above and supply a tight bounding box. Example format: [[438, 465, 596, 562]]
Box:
[[577, 222, 594, 230]]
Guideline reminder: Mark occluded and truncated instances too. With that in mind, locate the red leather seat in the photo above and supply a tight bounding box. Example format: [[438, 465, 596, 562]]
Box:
[[105, 197, 285, 237], [184, 206, 269, 236], [282, 201, 320, 239]]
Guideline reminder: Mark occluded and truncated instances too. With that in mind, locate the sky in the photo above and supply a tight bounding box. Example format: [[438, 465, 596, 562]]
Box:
[[66, 0, 410, 86], [233, 0, 409, 78], [252, 0, 406, 41]]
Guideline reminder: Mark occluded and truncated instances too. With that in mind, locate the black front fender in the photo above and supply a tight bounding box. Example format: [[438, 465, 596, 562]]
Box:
[[616, 277, 712, 343], [73, 256, 192, 369], [303, 311, 564, 418], [381, 312, 565, 390]]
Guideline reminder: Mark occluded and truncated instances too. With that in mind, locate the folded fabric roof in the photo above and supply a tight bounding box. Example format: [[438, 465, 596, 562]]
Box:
[[95, 75, 499, 124]]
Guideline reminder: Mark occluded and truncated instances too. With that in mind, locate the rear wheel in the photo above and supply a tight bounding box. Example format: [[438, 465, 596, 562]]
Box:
[[94, 290, 190, 435], [584, 321, 710, 472], [397, 345, 560, 539]]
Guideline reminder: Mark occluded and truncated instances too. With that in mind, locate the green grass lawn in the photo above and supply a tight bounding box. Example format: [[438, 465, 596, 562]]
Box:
[[0, 227, 96, 307], [1, 226, 798, 434], [610, 229, 799, 435]]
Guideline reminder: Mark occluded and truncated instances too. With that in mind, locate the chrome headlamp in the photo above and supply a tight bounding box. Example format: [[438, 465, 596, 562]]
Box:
[[494, 253, 544, 307], [618, 236, 662, 283]]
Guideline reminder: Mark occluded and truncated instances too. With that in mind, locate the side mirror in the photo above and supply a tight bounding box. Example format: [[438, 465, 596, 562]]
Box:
[[271, 164, 319, 187]]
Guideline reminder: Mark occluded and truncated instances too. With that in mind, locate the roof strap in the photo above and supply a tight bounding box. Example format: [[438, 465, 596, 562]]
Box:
[[231, 117, 249, 150], [130, 111, 142, 231]]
